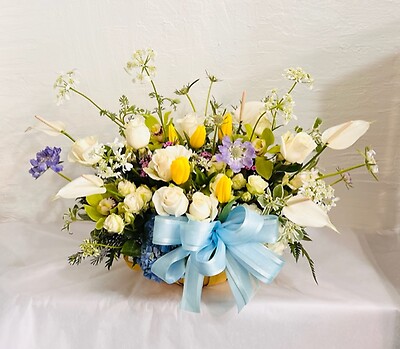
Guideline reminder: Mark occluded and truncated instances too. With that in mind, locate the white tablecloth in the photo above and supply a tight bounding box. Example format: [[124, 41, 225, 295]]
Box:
[[0, 222, 399, 349]]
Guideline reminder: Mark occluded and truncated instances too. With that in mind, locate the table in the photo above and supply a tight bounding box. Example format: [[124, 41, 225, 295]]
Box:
[[0, 221, 399, 349]]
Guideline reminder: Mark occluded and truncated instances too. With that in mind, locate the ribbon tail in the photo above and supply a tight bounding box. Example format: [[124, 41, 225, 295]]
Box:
[[226, 251, 258, 312], [229, 243, 284, 283], [181, 255, 204, 313], [151, 247, 189, 284]]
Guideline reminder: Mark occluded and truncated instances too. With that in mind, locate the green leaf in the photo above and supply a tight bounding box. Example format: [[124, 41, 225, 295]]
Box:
[[301, 245, 318, 284], [261, 128, 274, 148], [121, 240, 141, 257], [84, 205, 104, 222], [218, 199, 236, 223], [268, 145, 280, 154], [86, 194, 103, 207], [194, 167, 207, 186], [313, 117, 322, 129], [145, 115, 159, 129], [244, 123, 253, 138], [273, 184, 284, 199], [95, 217, 105, 230], [255, 157, 273, 180], [163, 111, 172, 125]]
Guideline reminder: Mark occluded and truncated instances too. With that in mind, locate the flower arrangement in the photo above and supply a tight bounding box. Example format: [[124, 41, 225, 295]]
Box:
[[29, 49, 378, 312]]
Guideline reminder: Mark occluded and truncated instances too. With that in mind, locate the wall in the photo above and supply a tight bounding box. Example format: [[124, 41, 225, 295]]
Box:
[[1, 0, 399, 231]]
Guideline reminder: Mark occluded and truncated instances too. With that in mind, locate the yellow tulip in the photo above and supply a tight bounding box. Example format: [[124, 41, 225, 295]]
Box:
[[170, 157, 191, 185], [168, 124, 179, 143], [215, 174, 232, 203], [218, 113, 232, 140], [190, 125, 206, 149]]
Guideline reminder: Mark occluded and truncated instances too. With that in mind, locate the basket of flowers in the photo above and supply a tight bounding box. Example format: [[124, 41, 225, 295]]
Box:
[[29, 49, 378, 312]]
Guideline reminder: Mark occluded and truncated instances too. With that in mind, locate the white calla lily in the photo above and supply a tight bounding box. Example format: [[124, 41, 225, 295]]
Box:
[[282, 195, 338, 232], [321, 120, 370, 150], [26, 115, 66, 136], [56, 174, 106, 199], [233, 101, 271, 135]]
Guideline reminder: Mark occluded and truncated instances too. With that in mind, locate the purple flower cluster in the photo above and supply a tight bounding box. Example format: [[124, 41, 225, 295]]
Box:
[[139, 154, 151, 177], [216, 136, 255, 173], [29, 146, 63, 179]]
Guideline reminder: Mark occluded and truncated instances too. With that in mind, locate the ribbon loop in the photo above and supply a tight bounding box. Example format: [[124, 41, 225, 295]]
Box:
[[151, 205, 285, 312]]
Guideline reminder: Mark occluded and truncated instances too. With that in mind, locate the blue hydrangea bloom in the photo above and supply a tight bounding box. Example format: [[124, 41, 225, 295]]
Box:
[[137, 216, 175, 282], [29, 146, 63, 179]]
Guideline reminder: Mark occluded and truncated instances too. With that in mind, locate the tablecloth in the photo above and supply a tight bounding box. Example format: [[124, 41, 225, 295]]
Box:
[[0, 221, 399, 349]]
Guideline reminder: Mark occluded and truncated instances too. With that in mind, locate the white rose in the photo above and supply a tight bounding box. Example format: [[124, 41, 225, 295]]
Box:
[[280, 131, 316, 164], [144, 145, 192, 182], [103, 213, 125, 234], [247, 175, 268, 195], [136, 185, 152, 204], [152, 186, 189, 216], [175, 113, 205, 137], [68, 136, 102, 166], [187, 192, 218, 222], [118, 180, 136, 197], [233, 101, 271, 136], [125, 116, 150, 149], [124, 192, 145, 214]]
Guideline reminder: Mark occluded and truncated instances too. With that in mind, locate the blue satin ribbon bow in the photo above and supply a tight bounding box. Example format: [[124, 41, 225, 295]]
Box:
[[151, 205, 284, 312]]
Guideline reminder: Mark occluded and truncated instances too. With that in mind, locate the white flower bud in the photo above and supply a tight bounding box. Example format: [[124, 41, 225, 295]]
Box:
[[103, 213, 125, 234], [118, 180, 137, 197], [124, 192, 145, 214], [125, 116, 150, 149], [247, 175, 268, 195]]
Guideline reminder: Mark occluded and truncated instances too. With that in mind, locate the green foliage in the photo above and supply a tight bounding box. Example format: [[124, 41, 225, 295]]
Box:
[[121, 240, 141, 257], [218, 199, 237, 222], [289, 241, 318, 284], [261, 128, 274, 148], [255, 157, 273, 180]]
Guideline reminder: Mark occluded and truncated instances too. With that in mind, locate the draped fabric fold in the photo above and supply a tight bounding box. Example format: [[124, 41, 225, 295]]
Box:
[[151, 205, 285, 312]]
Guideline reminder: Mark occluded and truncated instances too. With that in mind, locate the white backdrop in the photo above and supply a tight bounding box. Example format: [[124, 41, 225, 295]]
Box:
[[2, 1, 400, 232], [1, 2, 399, 348]]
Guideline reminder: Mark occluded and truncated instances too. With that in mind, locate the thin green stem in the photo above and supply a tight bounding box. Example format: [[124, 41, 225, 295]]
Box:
[[249, 111, 267, 141], [205, 81, 214, 116], [60, 130, 76, 142], [186, 94, 196, 112], [289, 144, 327, 180], [286, 81, 297, 95], [70, 87, 102, 111], [57, 172, 72, 182], [106, 189, 124, 199], [144, 67, 166, 140], [318, 163, 365, 180], [69, 87, 124, 128], [212, 125, 219, 154], [96, 243, 123, 249], [271, 82, 297, 130], [329, 177, 344, 186]]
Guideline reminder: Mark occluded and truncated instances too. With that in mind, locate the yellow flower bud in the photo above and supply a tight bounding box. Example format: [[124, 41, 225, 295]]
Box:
[[189, 125, 206, 149], [170, 157, 191, 185], [218, 113, 233, 140], [168, 124, 179, 143], [215, 174, 232, 203]]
